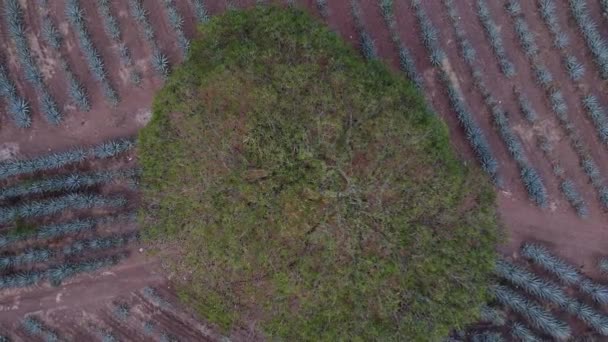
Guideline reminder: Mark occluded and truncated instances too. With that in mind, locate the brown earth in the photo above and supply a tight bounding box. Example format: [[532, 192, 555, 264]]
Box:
[[2, 0, 608, 340]]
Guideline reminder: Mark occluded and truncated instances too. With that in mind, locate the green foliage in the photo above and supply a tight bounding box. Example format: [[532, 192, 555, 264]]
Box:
[[493, 285, 571, 340], [139, 7, 499, 341]]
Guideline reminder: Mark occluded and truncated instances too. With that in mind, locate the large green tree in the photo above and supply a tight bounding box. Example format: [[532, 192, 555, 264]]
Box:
[[139, 7, 500, 341]]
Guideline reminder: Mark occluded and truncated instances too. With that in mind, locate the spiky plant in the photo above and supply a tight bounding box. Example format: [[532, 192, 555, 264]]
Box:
[[143, 286, 171, 308], [441, 71, 499, 182], [0, 270, 45, 289], [565, 55, 585, 81], [22, 317, 44, 336], [561, 180, 588, 217], [160, 332, 179, 342], [0, 138, 134, 181], [549, 90, 567, 118], [492, 285, 571, 340], [521, 243, 582, 285], [63, 232, 138, 256], [65, 69, 91, 111], [538, 0, 570, 50], [476, 0, 515, 76], [582, 95, 608, 144], [516, 93, 537, 123], [143, 320, 155, 335], [4, 0, 62, 124], [47, 254, 125, 286], [66, 0, 119, 105], [0, 63, 31, 128], [563, 298, 608, 335], [41, 18, 62, 50], [128, 0, 169, 78], [0, 248, 53, 270], [316, 0, 329, 17], [495, 259, 569, 305], [0, 193, 127, 224], [534, 64, 553, 88], [151, 49, 170, 78], [412, 0, 445, 66], [161, 0, 190, 57], [193, 0, 210, 23], [351, 0, 377, 61], [510, 322, 542, 342], [0, 168, 138, 200], [471, 331, 504, 342], [599, 257, 608, 274], [578, 279, 608, 305], [113, 303, 130, 321], [513, 17, 538, 57], [569, 0, 608, 78], [480, 305, 506, 326]]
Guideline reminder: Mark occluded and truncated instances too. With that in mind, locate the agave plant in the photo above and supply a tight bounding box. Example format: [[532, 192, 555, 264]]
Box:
[[316, 0, 329, 17], [582, 95, 608, 144], [476, 0, 515, 77], [161, 0, 190, 57], [516, 93, 537, 123], [378, 0, 422, 88], [350, 0, 377, 61], [561, 180, 588, 217], [569, 0, 608, 78], [66, 0, 119, 105], [0, 63, 31, 128], [492, 285, 571, 340], [143, 320, 155, 335], [0, 193, 127, 224], [441, 72, 499, 182], [113, 303, 130, 321], [510, 322, 542, 342], [412, 0, 445, 66], [471, 331, 504, 342], [495, 259, 569, 305], [4, 0, 62, 124], [151, 49, 170, 78], [599, 257, 608, 274], [565, 55, 585, 81], [143, 286, 171, 308], [193, 0, 210, 23], [480, 305, 506, 326], [521, 243, 582, 285]]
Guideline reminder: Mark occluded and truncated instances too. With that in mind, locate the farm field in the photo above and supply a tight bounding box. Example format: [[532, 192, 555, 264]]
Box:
[[1, 0, 608, 340]]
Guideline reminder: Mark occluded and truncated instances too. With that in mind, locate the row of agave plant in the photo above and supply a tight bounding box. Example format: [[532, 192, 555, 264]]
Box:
[[476, 0, 516, 77], [0, 138, 134, 180], [65, 0, 119, 106], [350, 0, 377, 61], [537, 1, 608, 164], [0, 253, 125, 289], [407, 0, 499, 184], [504, 0, 608, 210], [3, 0, 62, 125], [162, 0, 190, 58], [0, 61, 30, 128], [568, 0, 608, 79], [443, 0, 548, 207], [0, 213, 136, 249], [128, 0, 170, 78], [193, 0, 211, 23], [473, 244, 608, 341], [22, 316, 60, 342], [96, 0, 142, 86], [378, 0, 422, 89]]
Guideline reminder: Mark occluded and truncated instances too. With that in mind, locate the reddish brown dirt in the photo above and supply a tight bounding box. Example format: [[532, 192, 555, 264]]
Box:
[[2, 0, 608, 340]]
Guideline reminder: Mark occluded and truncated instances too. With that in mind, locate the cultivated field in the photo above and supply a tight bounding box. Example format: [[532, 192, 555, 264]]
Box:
[[1, 0, 608, 340]]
